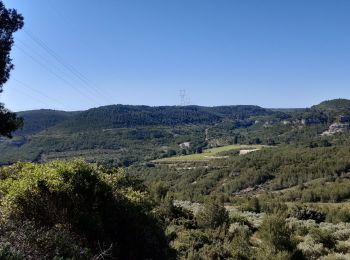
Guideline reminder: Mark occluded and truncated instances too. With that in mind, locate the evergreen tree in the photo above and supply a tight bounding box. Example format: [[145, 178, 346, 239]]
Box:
[[196, 199, 229, 229], [0, 2, 24, 137]]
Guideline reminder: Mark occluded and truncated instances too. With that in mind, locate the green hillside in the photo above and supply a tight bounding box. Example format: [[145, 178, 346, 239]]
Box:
[[16, 109, 79, 135], [55, 104, 272, 131], [0, 100, 348, 166], [312, 98, 350, 113]]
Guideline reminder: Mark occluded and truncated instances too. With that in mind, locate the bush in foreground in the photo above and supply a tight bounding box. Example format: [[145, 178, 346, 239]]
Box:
[[0, 160, 172, 259]]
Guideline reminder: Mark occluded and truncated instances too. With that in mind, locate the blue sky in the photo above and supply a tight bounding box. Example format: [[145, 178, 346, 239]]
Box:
[[2, 0, 350, 111]]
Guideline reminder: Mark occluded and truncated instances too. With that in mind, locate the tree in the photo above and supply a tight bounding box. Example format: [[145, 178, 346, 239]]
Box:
[[0, 2, 24, 137], [0, 103, 22, 137], [243, 197, 261, 213], [196, 199, 229, 229], [259, 214, 294, 253], [257, 214, 304, 259]]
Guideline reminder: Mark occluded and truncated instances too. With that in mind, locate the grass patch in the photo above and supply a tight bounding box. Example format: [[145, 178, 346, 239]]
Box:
[[154, 144, 266, 162]]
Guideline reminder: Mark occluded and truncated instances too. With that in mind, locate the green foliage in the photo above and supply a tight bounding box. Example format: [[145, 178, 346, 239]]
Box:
[[0, 160, 172, 259], [283, 178, 350, 203], [2, 98, 349, 165], [323, 206, 350, 224], [0, 243, 23, 260], [312, 99, 350, 115], [241, 197, 261, 213], [172, 229, 211, 257], [0, 104, 23, 138], [258, 214, 295, 254], [196, 199, 229, 229], [155, 144, 264, 162], [1, 99, 350, 258], [0, 2, 24, 138], [310, 228, 337, 249], [260, 198, 289, 214], [0, 2, 24, 89], [229, 227, 252, 259], [291, 206, 326, 223], [131, 144, 350, 204], [66, 104, 271, 129], [168, 215, 252, 260], [148, 180, 169, 203], [15, 109, 77, 135]]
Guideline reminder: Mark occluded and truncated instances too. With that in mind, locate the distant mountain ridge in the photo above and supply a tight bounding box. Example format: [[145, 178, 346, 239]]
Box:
[[0, 99, 349, 166], [15, 99, 350, 134], [55, 104, 273, 131]]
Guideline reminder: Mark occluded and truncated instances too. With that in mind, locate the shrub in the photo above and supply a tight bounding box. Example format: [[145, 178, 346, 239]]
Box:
[[292, 206, 326, 223], [320, 253, 350, 260], [310, 228, 337, 250], [297, 235, 328, 260], [258, 213, 304, 259], [0, 161, 172, 259], [229, 226, 252, 259], [241, 197, 261, 213], [196, 199, 229, 229]]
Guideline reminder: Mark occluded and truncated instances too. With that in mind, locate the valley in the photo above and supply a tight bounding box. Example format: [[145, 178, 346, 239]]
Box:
[[1, 98, 350, 259]]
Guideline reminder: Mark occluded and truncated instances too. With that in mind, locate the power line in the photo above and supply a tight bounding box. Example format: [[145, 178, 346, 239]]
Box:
[[44, 1, 116, 104], [15, 44, 100, 105], [13, 78, 67, 108], [23, 29, 115, 104], [14, 44, 102, 106], [16, 39, 107, 104], [16, 39, 83, 86], [9, 84, 52, 108]]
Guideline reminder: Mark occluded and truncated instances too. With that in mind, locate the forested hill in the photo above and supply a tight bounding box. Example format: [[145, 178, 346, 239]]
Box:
[[0, 99, 349, 166], [16, 109, 79, 135], [312, 98, 350, 111], [54, 104, 272, 131], [311, 98, 350, 118], [14, 99, 350, 133]]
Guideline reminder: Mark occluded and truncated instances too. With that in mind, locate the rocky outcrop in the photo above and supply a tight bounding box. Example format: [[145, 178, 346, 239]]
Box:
[[321, 123, 350, 136], [179, 142, 190, 148], [301, 118, 324, 125]]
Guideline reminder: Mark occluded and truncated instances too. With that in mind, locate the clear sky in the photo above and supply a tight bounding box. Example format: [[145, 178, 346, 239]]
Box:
[[1, 0, 350, 111]]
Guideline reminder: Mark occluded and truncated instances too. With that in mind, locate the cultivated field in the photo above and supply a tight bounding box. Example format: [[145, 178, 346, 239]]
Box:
[[154, 144, 266, 162]]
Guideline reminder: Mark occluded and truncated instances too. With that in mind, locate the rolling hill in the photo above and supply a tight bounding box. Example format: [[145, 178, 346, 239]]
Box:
[[0, 99, 349, 166]]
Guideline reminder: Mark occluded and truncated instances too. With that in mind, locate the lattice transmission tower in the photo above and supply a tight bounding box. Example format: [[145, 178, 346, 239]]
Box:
[[180, 89, 186, 106]]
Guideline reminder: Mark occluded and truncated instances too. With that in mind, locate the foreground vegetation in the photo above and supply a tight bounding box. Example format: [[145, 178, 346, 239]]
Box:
[[3, 160, 350, 259], [0, 160, 172, 259]]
